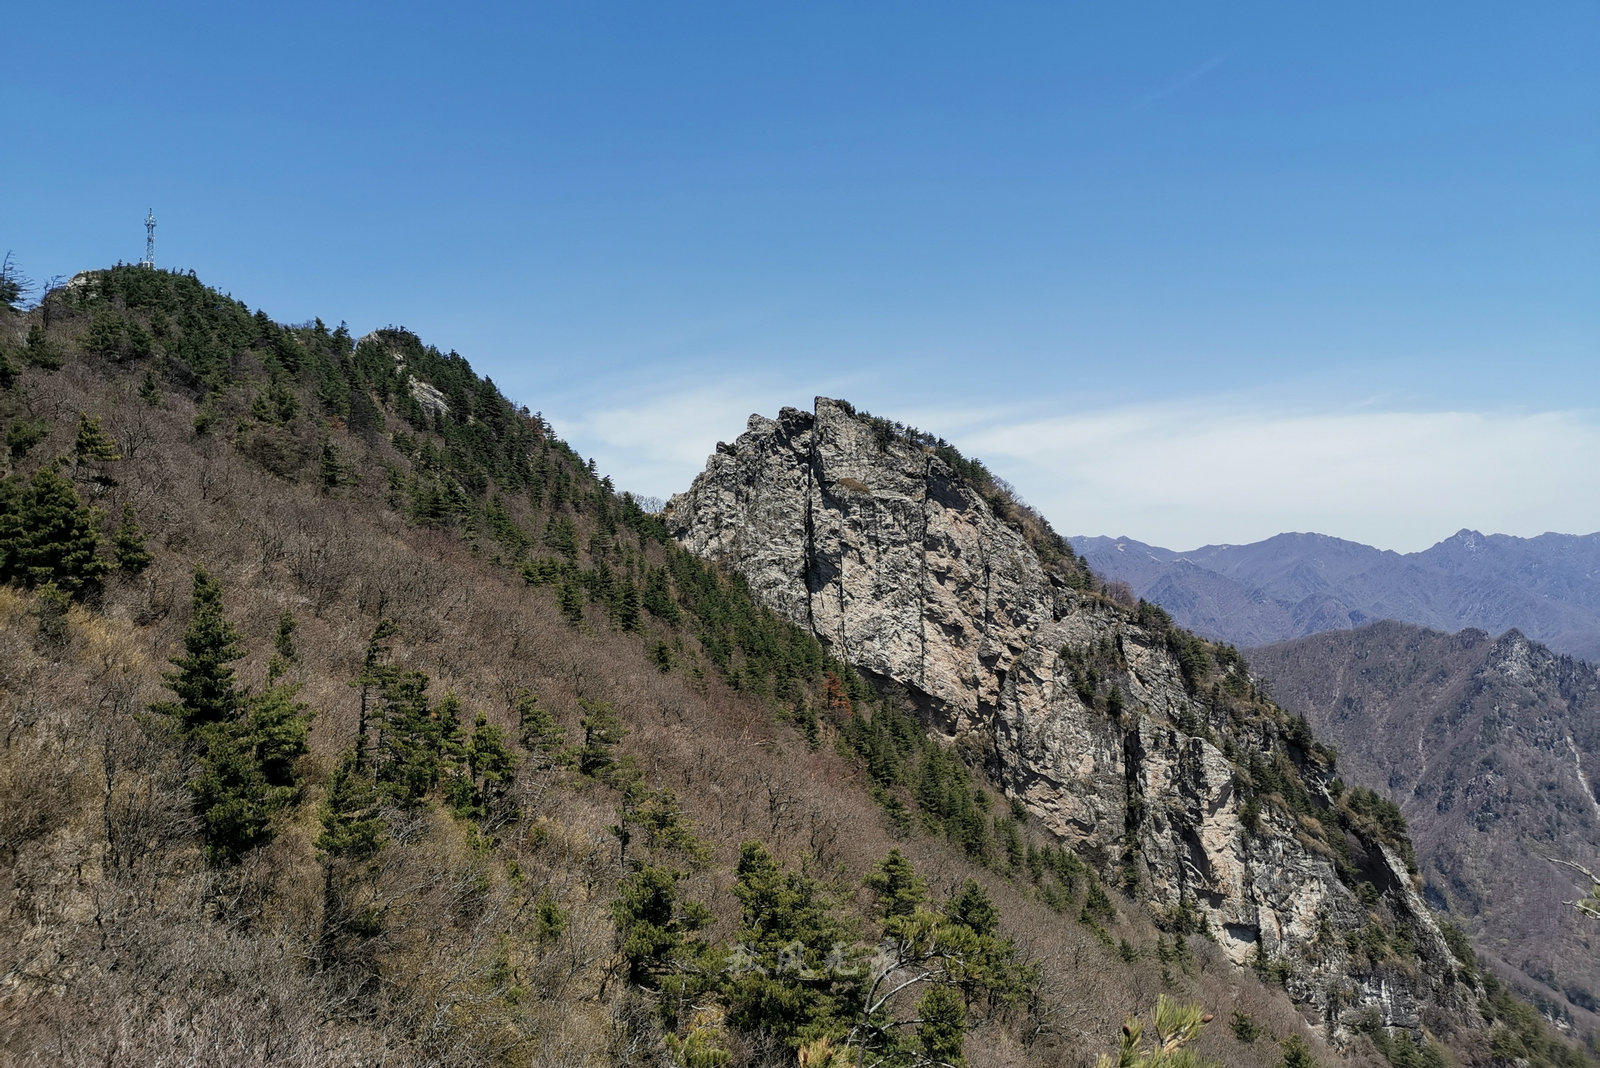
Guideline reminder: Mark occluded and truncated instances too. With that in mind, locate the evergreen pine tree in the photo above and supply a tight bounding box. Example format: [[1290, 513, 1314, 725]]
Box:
[[915, 986, 967, 1065], [375, 669, 441, 807], [514, 687, 566, 764], [625, 789, 710, 864], [577, 698, 627, 778], [0, 254, 17, 311], [1095, 996, 1218, 1068], [153, 566, 304, 864], [353, 618, 399, 771], [864, 849, 928, 924], [534, 891, 568, 949], [612, 579, 642, 631], [612, 865, 712, 988], [72, 412, 122, 495], [435, 692, 474, 816], [84, 313, 128, 359], [642, 566, 680, 625], [468, 712, 516, 818], [33, 581, 71, 645], [1278, 1035, 1319, 1068], [434, 692, 468, 763], [0, 478, 18, 576], [248, 681, 313, 788], [558, 573, 585, 626], [938, 879, 1031, 1015], [998, 817, 1025, 870], [188, 726, 287, 865], [543, 514, 578, 559], [725, 841, 859, 1047], [0, 466, 111, 594], [315, 746, 389, 973], [318, 441, 344, 491], [73, 411, 121, 468], [25, 323, 62, 369], [317, 749, 386, 861], [111, 503, 152, 574], [156, 565, 245, 733], [267, 609, 297, 682], [5, 418, 47, 459]]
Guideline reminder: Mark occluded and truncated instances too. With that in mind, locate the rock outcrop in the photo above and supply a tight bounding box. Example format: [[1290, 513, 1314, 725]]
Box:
[[668, 398, 1476, 1033]]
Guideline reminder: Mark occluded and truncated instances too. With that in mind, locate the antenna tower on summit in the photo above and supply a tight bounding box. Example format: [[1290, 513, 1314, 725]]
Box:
[[140, 209, 156, 268]]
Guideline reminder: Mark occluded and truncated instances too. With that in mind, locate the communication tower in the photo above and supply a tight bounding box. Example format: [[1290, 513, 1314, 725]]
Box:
[[140, 209, 156, 268]]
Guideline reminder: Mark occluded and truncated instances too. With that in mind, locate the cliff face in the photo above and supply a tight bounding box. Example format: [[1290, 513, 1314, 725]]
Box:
[[668, 398, 1474, 1031]]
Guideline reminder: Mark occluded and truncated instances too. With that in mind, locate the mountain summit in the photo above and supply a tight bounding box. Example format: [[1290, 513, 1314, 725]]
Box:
[[668, 397, 1472, 1034]]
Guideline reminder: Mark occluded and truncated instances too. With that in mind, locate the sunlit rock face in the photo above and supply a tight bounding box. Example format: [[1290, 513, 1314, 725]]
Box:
[[669, 397, 1477, 1033]]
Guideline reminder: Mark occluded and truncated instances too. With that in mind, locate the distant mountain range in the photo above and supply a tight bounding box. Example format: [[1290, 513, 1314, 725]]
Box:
[[1249, 620, 1600, 1026], [1071, 530, 1600, 663]]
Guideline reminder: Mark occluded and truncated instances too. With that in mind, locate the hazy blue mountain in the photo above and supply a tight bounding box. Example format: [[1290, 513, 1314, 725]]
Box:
[[1072, 530, 1600, 662]]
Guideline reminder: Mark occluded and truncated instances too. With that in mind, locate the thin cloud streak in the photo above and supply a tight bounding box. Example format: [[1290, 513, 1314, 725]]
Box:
[[1129, 51, 1232, 110]]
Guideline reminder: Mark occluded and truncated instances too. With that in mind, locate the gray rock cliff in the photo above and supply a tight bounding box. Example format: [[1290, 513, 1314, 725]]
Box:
[[667, 398, 1477, 1033]]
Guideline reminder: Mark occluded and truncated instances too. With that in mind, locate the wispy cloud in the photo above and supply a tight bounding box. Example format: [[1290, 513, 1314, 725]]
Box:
[[549, 379, 1600, 553], [1129, 51, 1232, 111], [549, 383, 789, 499], [958, 400, 1600, 552]]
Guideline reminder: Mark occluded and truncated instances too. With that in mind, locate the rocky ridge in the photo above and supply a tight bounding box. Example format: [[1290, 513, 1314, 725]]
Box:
[[668, 398, 1477, 1034]]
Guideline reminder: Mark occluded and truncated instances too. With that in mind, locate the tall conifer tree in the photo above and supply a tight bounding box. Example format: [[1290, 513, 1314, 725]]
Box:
[[157, 566, 244, 733], [0, 465, 110, 594], [111, 502, 152, 574], [153, 566, 308, 864]]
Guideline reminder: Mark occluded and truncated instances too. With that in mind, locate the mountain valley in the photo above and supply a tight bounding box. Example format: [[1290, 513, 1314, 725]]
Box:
[[1249, 622, 1600, 1032]]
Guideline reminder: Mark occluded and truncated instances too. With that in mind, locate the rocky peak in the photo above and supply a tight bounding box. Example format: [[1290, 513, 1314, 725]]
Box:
[[668, 397, 1477, 1034]]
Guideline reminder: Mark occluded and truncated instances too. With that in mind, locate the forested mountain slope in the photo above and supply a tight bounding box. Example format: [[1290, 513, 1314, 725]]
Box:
[[0, 265, 1587, 1067], [1072, 533, 1600, 663], [1250, 621, 1600, 1032]]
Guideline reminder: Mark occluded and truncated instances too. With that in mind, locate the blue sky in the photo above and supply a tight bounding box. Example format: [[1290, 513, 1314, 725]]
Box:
[[4, 3, 1596, 551]]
